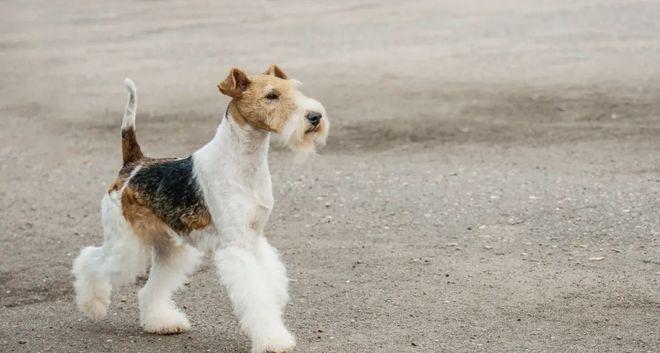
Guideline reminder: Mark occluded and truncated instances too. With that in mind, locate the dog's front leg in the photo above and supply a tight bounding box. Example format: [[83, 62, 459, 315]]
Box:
[[214, 227, 295, 353]]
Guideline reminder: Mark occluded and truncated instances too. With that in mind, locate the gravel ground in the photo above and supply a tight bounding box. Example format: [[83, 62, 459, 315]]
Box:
[[1, 1, 659, 352]]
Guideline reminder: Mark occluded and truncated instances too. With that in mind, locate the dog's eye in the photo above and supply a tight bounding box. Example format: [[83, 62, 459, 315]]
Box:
[[265, 92, 279, 100]]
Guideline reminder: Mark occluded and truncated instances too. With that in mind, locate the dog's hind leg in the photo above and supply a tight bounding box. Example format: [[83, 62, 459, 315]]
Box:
[[138, 243, 201, 334], [72, 193, 147, 320]]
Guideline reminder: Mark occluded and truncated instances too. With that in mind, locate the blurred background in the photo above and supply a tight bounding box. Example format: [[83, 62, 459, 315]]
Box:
[[1, 1, 659, 352]]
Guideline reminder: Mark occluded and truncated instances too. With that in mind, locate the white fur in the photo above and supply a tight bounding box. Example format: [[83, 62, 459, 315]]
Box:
[[277, 91, 329, 153], [139, 245, 202, 334], [72, 192, 147, 320], [194, 116, 295, 352], [122, 78, 137, 130], [73, 78, 328, 353], [72, 190, 201, 333]]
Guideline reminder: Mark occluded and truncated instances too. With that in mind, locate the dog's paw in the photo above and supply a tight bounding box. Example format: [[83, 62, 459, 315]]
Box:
[[142, 310, 191, 335], [252, 330, 296, 353], [77, 296, 109, 321]]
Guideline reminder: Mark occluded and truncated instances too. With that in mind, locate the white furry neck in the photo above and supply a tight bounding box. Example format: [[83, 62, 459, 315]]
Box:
[[221, 111, 270, 160], [194, 111, 271, 186]]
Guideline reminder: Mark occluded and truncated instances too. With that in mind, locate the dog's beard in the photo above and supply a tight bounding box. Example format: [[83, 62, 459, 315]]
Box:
[[277, 111, 328, 158]]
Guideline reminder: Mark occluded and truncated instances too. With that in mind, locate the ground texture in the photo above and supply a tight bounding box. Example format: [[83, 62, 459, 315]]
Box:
[[1, 1, 659, 352]]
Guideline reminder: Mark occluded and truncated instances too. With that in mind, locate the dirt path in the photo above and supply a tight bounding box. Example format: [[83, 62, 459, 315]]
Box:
[[1, 1, 659, 352]]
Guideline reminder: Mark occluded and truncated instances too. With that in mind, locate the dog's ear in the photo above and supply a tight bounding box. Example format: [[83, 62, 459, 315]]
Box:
[[263, 64, 288, 80], [218, 68, 251, 98]]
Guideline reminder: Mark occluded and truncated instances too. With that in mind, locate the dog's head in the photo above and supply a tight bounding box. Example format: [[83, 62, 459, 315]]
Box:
[[218, 65, 329, 153]]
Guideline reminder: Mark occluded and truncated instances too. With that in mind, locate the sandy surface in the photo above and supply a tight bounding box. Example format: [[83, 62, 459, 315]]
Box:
[[1, 1, 659, 352]]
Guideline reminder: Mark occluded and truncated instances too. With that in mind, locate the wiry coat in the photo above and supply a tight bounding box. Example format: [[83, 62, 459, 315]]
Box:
[[71, 66, 328, 353]]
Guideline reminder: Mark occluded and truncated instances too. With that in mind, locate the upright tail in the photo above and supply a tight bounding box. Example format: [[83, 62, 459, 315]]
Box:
[[121, 78, 143, 166]]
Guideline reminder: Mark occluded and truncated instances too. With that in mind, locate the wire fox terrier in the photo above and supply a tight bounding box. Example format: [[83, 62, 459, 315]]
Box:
[[72, 65, 329, 353]]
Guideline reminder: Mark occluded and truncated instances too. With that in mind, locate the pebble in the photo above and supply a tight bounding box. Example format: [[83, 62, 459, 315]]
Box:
[[508, 217, 524, 225]]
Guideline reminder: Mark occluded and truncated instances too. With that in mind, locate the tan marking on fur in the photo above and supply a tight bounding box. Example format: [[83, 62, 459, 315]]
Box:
[[108, 178, 124, 193], [122, 127, 143, 166], [227, 103, 247, 128], [228, 103, 276, 132], [121, 186, 175, 258], [263, 64, 288, 79], [113, 157, 212, 257], [217, 68, 250, 98], [180, 208, 212, 231], [107, 162, 136, 192], [219, 67, 297, 133]]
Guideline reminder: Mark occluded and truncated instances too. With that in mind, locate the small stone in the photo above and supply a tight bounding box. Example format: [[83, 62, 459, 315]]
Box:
[[508, 217, 524, 225], [589, 256, 605, 261]]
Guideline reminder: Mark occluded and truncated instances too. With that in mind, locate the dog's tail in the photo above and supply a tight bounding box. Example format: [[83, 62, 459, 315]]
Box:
[[121, 78, 143, 166]]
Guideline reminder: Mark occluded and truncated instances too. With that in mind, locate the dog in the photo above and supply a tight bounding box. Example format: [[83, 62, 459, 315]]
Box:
[[72, 65, 329, 353]]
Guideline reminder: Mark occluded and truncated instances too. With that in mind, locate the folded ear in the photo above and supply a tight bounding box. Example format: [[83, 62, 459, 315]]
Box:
[[218, 68, 250, 98], [263, 64, 288, 80]]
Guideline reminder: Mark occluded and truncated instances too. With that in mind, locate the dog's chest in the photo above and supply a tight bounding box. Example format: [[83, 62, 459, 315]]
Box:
[[237, 166, 274, 234]]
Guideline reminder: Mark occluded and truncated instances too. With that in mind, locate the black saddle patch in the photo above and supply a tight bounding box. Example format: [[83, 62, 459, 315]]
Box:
[[128, 156, 210, 233]]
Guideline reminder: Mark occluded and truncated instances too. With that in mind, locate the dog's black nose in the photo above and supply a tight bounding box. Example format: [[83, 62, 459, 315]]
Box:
[[306, 111, 322, 126]]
